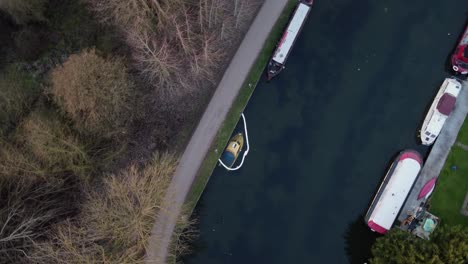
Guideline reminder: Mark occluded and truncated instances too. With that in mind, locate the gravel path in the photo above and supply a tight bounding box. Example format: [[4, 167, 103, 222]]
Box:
[[145, 1, 289, 263]]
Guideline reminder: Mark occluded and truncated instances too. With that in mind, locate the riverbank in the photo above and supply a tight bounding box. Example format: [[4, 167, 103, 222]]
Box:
[[145, 1, 295, 262], [397, 79, 468, 225], [185, 0, 298, 212]]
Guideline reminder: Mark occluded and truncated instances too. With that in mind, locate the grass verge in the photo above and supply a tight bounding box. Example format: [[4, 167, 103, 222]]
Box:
[[430, 120, 468, 227]]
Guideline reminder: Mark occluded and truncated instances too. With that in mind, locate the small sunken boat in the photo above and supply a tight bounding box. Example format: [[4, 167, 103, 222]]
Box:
[[220, 133, 244, 168]]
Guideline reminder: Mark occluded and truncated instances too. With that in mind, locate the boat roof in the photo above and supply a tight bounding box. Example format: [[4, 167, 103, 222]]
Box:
[[436, 93, 456, 115], [368, 154, 422, 231], [220, 151, 235, 168], [444, 78, 462, 96], [423, 78, 461, 137], [424, 111, 447, 139], [272, 3, 310, 64]]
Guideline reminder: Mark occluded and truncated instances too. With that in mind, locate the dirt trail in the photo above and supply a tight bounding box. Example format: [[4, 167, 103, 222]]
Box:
[[144, 0, 289, 263]]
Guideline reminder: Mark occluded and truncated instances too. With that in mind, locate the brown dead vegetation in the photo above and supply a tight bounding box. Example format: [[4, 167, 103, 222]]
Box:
[[0, 176, 77, 263], [50, 48, 134, 138], [30, 153, 178, 263], [0, 139, 46, 181], [89, 0, 262, 100], [168, 211, 199, 262], [15, 110, 93, 182]]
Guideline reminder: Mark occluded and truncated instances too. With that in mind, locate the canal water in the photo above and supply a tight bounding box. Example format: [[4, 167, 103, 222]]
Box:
[[185, 0, 467, 263]]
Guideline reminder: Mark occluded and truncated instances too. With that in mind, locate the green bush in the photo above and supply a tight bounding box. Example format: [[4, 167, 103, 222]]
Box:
[[0, 64, 40, 135], [0, 0, 48, 24], [13, 26, 51, 61]]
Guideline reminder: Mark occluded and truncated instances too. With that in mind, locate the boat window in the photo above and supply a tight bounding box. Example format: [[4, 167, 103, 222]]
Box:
[[425, 131, 431, 136], [431, 135, 436, 138]]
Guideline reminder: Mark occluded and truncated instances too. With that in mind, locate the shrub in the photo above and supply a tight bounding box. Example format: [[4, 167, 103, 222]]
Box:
[[15, 109, 93, 182], [0, 139, 45, 181], [0, 64, 40, 135], [13, 26, 50, 61], [31, 152, 178, 263], [169, 211, 198, 262], [50, 49, 134, 137], [81, 152, 177, 257], [0, 0, 48, 24]]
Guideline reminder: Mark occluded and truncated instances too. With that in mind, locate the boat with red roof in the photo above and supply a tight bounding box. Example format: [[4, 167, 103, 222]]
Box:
[[451, 23, 468, 75], [266, 0, 313, 80], [365, 150, 423, 234], [419, 77, 462, 145]]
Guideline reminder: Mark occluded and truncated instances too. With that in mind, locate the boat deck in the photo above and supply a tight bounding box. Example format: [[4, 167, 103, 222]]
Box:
[[397, 79, 468, 224]]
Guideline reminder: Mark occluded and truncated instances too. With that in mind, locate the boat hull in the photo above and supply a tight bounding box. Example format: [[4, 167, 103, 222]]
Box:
[[266, 60, 284, 80], [451, 24, 468, 75], [419, 78, 462, 145], [266, 1, 312, 80]]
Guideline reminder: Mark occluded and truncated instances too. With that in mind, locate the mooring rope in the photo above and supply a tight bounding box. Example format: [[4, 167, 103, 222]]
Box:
[[218, 113, 250, 171]]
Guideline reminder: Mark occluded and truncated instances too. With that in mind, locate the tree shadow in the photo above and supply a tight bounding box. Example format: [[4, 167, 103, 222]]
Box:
[[343, 214, 380, 264]]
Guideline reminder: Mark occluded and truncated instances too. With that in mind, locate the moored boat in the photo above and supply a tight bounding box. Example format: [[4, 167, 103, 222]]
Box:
[[419, 78, 462, 145], [365, 150, 423, 234], [220, 133, 244, 168], [266, 0, 313, 80], [418, 177, 437, 200], [451, 24, 468, 75]]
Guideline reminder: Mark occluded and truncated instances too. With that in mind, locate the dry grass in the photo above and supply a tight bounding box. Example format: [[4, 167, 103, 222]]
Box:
[[0, 0, 48, 24], [30, 152, 178, 263], [50, 48, 134, 137]]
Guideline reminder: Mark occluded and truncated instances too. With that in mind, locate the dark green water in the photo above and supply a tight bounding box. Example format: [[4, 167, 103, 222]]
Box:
[[186, 0, 467, 263]]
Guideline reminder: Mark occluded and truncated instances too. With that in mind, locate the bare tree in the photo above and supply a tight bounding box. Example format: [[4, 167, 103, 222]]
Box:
[[88, 0, 261, 102], [0, 177, 74, 263], [30, 153, 178, 263]]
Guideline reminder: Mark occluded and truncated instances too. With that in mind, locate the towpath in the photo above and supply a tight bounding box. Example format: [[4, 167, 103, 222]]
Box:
[[144, 1, 289, 263], [397, 79, 468, 223]]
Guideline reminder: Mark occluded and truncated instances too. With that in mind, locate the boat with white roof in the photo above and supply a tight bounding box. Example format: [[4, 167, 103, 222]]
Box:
[[266, 0, 313, 80], [365, 150, 423, 234], [419, 77, 462, 145]]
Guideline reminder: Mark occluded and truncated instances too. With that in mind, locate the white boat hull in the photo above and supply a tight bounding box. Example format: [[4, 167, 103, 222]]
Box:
[[420, 78, 462, 145]]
